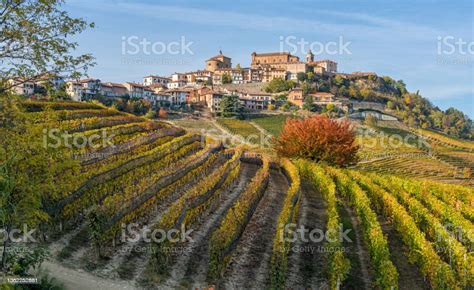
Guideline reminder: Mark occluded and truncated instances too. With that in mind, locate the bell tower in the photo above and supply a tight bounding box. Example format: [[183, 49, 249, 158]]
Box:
[[306, 49, 314, 63]]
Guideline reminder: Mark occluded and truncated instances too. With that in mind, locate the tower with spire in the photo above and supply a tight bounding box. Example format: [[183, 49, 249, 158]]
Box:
[[306, 49, 314, 63]]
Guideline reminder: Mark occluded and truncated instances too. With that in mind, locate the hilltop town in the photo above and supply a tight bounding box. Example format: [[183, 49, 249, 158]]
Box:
[[8, 50, 367, 114], [2, 2, 474, 290], [7, 49, 472, 141]]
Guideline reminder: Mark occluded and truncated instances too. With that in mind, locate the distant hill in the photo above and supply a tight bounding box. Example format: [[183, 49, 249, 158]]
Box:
[[304, 73, 473, 140]]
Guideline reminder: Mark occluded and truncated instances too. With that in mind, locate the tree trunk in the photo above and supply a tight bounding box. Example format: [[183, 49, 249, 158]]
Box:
[[1, 226, 10, 270]]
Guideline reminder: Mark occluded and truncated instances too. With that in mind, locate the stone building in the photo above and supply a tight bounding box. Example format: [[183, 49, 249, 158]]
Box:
[[251, 52, 300, 68], [308, 60, 338, 73], [205, 50, 232, 72]]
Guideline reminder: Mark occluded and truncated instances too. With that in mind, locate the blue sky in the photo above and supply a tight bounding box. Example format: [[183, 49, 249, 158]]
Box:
[[65, 0, 473, 118]]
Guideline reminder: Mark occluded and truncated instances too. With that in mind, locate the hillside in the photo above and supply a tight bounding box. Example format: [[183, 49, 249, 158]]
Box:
[[1, 100, 473, 290], [258, 73, 473, 140]]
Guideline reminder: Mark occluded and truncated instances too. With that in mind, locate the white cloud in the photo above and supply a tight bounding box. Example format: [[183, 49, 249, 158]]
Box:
[[67, 0, 440, 42]]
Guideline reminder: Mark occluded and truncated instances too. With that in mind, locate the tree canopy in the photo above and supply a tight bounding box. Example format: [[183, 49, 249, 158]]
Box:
[[274, 115, 359, 166], [0, 0, 95, 92]]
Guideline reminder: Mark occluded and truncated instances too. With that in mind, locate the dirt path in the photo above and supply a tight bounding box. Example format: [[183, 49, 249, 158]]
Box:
[[285, 179, 328, 289], [161, 162, 260, 288], [338, 203, 373, 290], [222, 169, 288, 289], [378, 216, 430, 290], [39, 261, 136, 290], [107, 156, 228, 283]]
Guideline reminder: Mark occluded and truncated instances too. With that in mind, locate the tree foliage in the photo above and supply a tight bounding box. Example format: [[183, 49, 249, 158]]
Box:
[[274, 115, 359, 166], [0, 0, 95, 92], [306, 73, 473, 139], [0, 96, 79, 271], [220, 94, 242, 117], [221, 73, 232, 84], [0, 0, 93, 273], [264, 78, 295, 93]]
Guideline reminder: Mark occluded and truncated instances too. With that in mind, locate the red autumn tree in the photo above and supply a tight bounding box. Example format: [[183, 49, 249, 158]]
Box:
[[274, 115, 359, 166]]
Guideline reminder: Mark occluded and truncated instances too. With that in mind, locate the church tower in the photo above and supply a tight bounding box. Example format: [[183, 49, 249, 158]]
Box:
[[306, 49, 314, 63]]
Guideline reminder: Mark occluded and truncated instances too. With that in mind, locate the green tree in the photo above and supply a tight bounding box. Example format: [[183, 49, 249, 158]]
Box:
[[221, 73, 232, 84], [326, 103, 335, 112], [264, 78, 294, 93], [0, 0, 93, 272], [360, 88, 375, 100], [0, 0, 95, 92], [333, 75, 345, 87], [145, 108, 157, 119], [296, 72, 307, 82], [301, 82, 312, 95], [220, 94, 241, 117], [302, 95, 313, 111], [281, 101, 293, 112], [0, 97, 79, 271]]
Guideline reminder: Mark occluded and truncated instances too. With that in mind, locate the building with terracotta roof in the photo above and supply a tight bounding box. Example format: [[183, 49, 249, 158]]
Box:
[[251, 52, 300, 68], [239, 92, 273, 110], [64, 78, 100, 100], [307, 59, 337, 73], [122, 82, 148, 98], [261, 66, 287, 83], [205, 50, 232, 72], [287, 88, 304, 107], [250, 52, 306, 82], [213, 68, 244, 85], [184, 70, 213, 85], [143, 75, 171, 86], [6, 78, 35, 96], [308, 92, 336, 104]]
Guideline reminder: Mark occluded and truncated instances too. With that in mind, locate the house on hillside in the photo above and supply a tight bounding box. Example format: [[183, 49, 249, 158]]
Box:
[[309, 92, 336, 105], [143, 75, 170, 86], [239, 92, 273, 110], [204, 90, 225, 112], [287, 88, 348, 110], [166, 88, 190, 106], [123, 82, 147, 98], [287, 88, 304, 108], [349, 109, 398, 121], [307, 59, 338, 74], [34, 74, 65, 90], [212, 68, 244, 85], [99, 82, 128, 97], [7, 78, 35, 96]]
